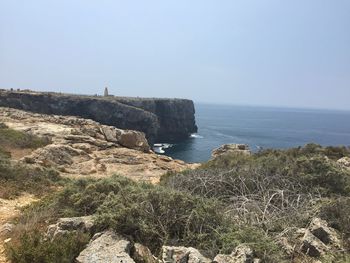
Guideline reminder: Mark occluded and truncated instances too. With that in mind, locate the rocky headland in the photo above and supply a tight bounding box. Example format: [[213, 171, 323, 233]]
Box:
[[0, 90, 197, 144]]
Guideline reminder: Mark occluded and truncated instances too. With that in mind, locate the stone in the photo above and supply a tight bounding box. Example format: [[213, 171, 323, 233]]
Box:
[[162, 246, 211, 263], [76, 231, 135, 263], [100, 126, 118, 143], [118, 130, 150, 152], [47, 216, 94, 239], [211, 144, 251, 159], [132, 243, 158, 263], [309, 218, 341, 247], [213, 245, 259, 263], [213, 254, 233, 263], [300, 230, 329, 257]]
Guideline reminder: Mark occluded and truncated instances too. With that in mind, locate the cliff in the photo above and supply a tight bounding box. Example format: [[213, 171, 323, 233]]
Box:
[[0, 90, 197, 144], [112, 97, 197, 142]]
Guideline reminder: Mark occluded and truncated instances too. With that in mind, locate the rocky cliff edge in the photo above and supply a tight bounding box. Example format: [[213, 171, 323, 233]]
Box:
[[0, 107, 198, 183]]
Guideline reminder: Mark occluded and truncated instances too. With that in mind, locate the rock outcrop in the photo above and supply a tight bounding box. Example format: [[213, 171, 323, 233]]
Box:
[[132, 243, 158, 263], [211, 144, 251, 159], [76, 231, 135, 263], [47, 216, 95, 239], [213, 245, 260, 263], [0, 90, 197, 143], [337, 157, 350, 169], [278, 218, 344, 258], [0, 107, 198, 183], [162, 246, 211, 263], [300, 218, 343, 257]]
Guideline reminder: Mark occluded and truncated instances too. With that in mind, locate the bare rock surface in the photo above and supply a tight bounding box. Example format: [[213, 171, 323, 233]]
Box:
[[337, 156, 350, 169], [300, 218, 343, 257], [162, 246, 211, 263], [278, 218, 344, 258], [76, 231, 135, 263], [132, 243, 158, 263], [46, 216, 95, 239], [213, 245, 260, 263], [0, 107, 198, 183]]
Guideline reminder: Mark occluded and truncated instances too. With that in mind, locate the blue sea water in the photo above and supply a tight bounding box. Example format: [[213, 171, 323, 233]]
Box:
[[165, 103, 350, 163]]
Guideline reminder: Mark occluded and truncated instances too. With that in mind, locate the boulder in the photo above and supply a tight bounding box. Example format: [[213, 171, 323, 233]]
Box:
[[117, 130, 150, 152], [308, 218, 341, 247], [76, 231, 135, 263], [100, 126, 119, 143], [211, 144, 251, 159], [162, 246, 211, 263], [300, 230, 329, 257], [213, 245, 260, 263], [47, 216, 94, 239], [132, 243, 158, 263], [299, 218, 343, 257]]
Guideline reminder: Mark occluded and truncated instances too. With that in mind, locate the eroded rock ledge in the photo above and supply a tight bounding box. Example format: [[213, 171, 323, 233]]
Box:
[[0, 107, 198, 183], [0, 90, 198, 143]]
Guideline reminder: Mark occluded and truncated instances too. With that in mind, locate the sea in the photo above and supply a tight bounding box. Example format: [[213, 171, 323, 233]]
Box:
[[164, 103, 350, 163]]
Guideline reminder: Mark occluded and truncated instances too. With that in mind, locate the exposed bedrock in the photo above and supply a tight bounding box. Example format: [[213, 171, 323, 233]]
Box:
[[0, 91, 198, 143], [114, 97, 198, 142]]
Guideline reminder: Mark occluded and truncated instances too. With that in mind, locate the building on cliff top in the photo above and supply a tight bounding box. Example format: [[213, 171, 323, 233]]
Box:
[[104, 87, 109, 97]]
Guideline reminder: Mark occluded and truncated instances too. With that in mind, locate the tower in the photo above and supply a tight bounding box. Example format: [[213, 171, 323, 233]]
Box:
[[104, 87, 109, 97]]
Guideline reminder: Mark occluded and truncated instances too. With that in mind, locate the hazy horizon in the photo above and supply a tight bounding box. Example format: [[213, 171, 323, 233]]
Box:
[[1, 1, 349, 110]]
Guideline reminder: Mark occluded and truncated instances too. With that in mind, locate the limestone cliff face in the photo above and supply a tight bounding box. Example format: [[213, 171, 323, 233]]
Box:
[[0, 91, 197, 143], [113, 97, 197, 142]]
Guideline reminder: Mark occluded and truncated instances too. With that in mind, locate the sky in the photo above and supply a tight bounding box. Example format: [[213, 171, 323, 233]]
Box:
[[0, 1, 349, 110]]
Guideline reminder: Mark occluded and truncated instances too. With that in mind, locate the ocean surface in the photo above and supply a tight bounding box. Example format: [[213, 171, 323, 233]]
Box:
[[165, 103, 350, 163]]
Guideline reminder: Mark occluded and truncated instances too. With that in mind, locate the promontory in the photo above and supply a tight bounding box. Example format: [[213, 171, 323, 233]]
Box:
[[0, 89, 198, 144]]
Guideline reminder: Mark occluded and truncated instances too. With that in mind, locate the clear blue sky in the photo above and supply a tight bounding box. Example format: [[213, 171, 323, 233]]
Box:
[[1, 0, 349, 110]]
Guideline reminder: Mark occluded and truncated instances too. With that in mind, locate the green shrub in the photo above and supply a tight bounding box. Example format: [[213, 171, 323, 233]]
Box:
[[6, 230, 90, 263], [164, 146, 350, 199], [54, 175, 134, 217], [0, 157, 62, 199], [95, 184, 226, 255], [23, 175, 281, 261], [320, 197, 350, 243], [219, 226, 282, 261], [0, 126, 51, 150], [285, 144, 350, 160]]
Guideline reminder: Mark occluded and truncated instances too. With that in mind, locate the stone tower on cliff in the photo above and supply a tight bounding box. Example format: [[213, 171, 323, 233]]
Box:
[[104, 87, 109, 97]]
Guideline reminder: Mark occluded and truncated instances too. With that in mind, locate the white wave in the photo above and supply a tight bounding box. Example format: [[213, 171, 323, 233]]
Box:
[[190, 134, 204, 139], [162, 143, 174, 149], [152, 143, 174, 154]]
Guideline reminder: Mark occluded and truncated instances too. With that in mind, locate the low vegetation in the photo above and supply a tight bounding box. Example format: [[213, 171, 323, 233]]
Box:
[[0, 158, 62, 199], [6, 230, 90, 263], [0, 123, 50, 152], [4, 144, 350, 262], [0, 124, 60, 199]]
